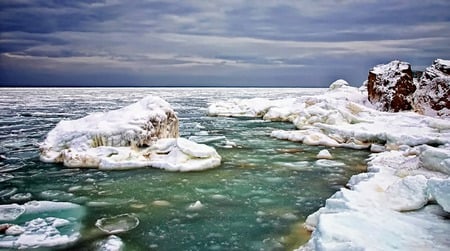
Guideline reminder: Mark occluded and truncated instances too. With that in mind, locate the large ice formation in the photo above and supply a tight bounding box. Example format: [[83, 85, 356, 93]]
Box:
[[40, 96, 221, 171], [208, 77, 450, 250]]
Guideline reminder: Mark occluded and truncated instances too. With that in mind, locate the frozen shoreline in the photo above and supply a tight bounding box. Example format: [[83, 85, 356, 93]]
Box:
[[208, 80, 450, 250]]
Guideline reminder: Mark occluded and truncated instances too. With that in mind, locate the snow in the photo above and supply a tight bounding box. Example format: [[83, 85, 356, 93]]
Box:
[[40, 96, 221, 171], [207, 79, 450, 251]]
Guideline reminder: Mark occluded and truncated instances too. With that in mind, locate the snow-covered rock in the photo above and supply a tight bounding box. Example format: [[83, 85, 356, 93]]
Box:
[[40, 96, 221, 171], [367, 60, 416, 112], [413, 59, 450, 118]]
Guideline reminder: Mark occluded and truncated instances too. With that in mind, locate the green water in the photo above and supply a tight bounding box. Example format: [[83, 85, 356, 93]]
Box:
[[0, 88, 369, 250]]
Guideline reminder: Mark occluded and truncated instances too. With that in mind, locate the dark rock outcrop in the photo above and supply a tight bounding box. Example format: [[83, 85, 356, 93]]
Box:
[[413, 59, 450, 117], [367, 60, 416, 112]]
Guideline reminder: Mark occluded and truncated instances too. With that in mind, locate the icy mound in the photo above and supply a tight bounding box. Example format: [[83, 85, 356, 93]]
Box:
[[40, 96, 221, 171], [0, 201, 84, 250]]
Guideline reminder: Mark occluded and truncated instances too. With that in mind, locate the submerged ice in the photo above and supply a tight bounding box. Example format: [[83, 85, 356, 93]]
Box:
[[39, 95, 221, 171]]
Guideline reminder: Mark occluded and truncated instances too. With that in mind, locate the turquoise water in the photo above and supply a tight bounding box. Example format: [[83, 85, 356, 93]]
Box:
[[0, 88, 369, 250]]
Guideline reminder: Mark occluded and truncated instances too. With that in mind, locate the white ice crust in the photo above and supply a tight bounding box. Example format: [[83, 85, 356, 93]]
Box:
[[0, 201, 84, 250], [208, 79, 450, 250], [40, 96, 221, 171]]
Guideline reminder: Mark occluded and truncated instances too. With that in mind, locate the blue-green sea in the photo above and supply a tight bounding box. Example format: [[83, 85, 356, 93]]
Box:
[[0, 88, 369, 250]]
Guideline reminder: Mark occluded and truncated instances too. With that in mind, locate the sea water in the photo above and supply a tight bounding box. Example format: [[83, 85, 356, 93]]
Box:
[[0, 88, 369, 250]]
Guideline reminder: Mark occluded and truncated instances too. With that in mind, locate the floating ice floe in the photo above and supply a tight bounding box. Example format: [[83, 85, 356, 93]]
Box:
[[95, 214, 139, 234], [94, 235, 124, 251], [208, 79, 450, 250], [40, 96, 221, 171], [0, 201, 84, 250]]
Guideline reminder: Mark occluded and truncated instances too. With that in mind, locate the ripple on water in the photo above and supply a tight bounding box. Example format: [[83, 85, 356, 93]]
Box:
[[0, 173, 14, 183]]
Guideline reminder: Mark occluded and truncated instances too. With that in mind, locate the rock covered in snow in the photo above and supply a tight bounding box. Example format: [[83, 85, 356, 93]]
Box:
[[39, 96, 221, 171], [413, 59, 450, 117], [367, 60, 416, 112]]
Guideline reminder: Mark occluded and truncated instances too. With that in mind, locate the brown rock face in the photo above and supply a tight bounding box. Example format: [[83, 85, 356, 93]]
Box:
[[367, 60, 416, 112], [413, 59, 450, 117]]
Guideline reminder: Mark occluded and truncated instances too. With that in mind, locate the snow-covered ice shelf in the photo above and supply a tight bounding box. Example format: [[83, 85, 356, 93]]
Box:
[[208, 79, 450, 250]]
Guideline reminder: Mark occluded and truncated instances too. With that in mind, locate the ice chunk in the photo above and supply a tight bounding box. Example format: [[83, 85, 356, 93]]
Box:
[[145, 138, 222, 172], [0, 217, 80, 249], [419, 145, 450, 174], [5, 225, 24, 236], [95, 214, 139, 234], [0, 204, 25, 221], [384, 175, 428, 211], [151, 200, 171, 207], [428, 178, 450, 212], [39, 95, 179, 164], [316, 149, 332, 159], [95, 235, 124, 251], [0, 201, 84, 250], [40, 96, 221, 171], [187, 201, 204, 211]]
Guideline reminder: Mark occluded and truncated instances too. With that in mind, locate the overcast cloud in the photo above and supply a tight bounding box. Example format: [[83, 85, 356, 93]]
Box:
[[1, 0, 449, 86]]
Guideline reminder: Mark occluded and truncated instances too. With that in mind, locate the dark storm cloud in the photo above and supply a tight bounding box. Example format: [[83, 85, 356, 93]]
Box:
[[1, 0, 449, 86]]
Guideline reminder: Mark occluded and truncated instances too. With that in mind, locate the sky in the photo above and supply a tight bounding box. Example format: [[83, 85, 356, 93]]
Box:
[[0, 0, 449, 87]]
